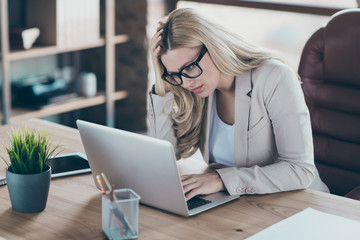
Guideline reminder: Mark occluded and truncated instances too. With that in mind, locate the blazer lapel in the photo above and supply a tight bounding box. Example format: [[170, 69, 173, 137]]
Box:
[[201, 93, 213, 164], [234, 72, 252, 167], [201, 72, 252, 166]]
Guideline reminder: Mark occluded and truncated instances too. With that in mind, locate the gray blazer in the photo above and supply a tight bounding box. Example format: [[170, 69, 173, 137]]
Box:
[[147, 60, 328, 196]]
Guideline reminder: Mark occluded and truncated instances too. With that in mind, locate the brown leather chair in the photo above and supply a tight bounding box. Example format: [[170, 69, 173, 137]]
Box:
[[298, 9, 360, 200]]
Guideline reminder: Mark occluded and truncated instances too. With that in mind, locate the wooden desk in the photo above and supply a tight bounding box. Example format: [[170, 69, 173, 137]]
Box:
[[0, 119, 359, 239]]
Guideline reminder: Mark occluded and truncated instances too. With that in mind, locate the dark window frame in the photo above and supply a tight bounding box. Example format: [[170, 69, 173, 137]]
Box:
[[168, 0, 355, 16]]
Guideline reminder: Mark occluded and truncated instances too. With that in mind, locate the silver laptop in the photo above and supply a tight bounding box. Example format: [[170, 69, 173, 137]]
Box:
[[76, 120, 239, 217]]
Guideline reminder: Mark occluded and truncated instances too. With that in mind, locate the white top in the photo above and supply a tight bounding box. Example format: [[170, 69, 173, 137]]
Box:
[[209, 94, 236, 167]]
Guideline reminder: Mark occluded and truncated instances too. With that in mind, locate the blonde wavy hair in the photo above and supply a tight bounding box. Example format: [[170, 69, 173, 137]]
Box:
[[154, 8, 281, 158]]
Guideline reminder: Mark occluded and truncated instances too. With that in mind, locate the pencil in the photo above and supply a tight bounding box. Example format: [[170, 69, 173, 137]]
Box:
[[100, 173, 113, 197], [111, 206, 125, 236], [110, 185, 114, 201], [96, 175, 109, 198]]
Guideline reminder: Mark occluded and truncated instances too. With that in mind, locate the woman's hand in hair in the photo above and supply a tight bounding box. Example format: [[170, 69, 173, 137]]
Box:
[[181, 173, 225, 201], [150, 29, 163, 95]]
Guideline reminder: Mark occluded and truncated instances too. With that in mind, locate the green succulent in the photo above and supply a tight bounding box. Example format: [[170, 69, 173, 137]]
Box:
[[2, 127, 61, 174]]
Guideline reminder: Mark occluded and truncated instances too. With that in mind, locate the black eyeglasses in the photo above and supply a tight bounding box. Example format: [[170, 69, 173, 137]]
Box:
[[161, 46, 208, 86]]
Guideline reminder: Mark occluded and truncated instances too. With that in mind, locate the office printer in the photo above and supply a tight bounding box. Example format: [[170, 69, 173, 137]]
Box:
[[12, 74, 77, 109]]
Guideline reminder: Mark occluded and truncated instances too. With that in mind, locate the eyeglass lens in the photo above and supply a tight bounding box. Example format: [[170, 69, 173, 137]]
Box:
[[164, 64, 202, 85]]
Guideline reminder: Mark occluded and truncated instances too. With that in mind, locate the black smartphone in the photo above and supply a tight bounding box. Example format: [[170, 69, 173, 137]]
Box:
[[50, 152, 91, 178]]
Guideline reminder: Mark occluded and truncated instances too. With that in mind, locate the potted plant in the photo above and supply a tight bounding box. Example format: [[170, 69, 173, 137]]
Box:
[[1, 127, 60, 213]]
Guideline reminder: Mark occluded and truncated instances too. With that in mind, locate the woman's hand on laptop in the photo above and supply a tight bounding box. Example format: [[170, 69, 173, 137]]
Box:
[[181, 173, 225, 201]]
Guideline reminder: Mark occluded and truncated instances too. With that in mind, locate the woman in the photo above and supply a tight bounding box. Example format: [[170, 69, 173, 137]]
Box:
[[147, 8, 328, 201]]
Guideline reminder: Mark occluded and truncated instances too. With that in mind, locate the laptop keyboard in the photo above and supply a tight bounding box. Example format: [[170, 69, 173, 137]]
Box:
[[187, 196, 212, 210]]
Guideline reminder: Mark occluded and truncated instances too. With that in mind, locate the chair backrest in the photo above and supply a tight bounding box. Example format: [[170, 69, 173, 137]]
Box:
[[298, 9, 360, 196]]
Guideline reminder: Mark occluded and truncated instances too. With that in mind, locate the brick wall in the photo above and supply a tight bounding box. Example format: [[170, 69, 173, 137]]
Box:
[[79, 0, 148, 132], [115, 0, 148, 132]]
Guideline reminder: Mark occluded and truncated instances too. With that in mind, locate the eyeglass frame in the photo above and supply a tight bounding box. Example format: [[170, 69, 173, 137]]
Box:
[[161, 45, 208, 86]]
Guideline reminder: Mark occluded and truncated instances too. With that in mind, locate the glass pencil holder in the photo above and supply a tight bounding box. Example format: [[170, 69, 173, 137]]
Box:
[[102, 188, 141, 240]]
